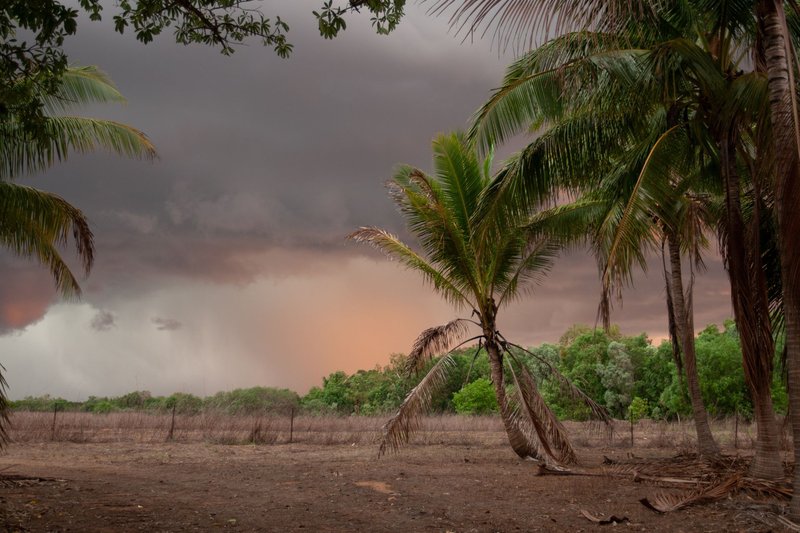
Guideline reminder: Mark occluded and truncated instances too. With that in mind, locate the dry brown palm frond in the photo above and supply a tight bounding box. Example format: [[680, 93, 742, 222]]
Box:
[[500, 336, 611, 423], [378, 354, 457, 456], [601, 452, 750, 481], [640, 474, 743, 513], [506, 354, 577, 465], [0, 364, 9, 448], [406, 319, 472, 374]]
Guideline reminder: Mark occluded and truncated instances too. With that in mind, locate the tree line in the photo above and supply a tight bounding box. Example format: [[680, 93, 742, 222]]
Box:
[[13, 321, 783, 421]]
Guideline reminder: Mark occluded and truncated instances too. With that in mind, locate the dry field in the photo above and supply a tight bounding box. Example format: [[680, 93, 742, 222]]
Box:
[[0, 412, 791, 532]]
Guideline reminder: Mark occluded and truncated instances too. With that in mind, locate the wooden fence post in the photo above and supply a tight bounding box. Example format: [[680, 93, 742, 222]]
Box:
[[166, 404, 176, 441], [51, 403, 59, 440], [289, 407, 295, 444]]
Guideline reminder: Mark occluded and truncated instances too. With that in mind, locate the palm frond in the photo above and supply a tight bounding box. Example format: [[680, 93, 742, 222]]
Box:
[[348, 227, 473, 310], [1, 117, 157, 179], [427, 0, 654, 52], [640, 474, 742, 513], [406, 319, 474, 374], [505, 353, 578, 465], [0, 365, 9, 447], [468, 33, 643, 153], [378, 354, 457, 455], [42, 66, 126, 114], [600, 122, 687, 294], [501, 336, 612, 423], [495, 236, 560, 307], [0, 182, 94, 298]]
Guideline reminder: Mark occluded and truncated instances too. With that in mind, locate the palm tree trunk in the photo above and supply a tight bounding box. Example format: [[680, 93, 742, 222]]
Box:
[[757, 0, 800, 514], [484, 325, 538, 459], [719, 127, 783, 480], [666, 232, 719, 456]]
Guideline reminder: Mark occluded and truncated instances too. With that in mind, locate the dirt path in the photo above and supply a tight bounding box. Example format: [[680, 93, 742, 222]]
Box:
[[0, 442, 783, 531]]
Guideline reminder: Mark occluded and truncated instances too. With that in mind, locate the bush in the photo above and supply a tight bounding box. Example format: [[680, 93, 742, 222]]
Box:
[[452, 378, 498, 414]]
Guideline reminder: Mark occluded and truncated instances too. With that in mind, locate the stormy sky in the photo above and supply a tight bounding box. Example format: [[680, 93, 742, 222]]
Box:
[[0, 1, 734, 400]]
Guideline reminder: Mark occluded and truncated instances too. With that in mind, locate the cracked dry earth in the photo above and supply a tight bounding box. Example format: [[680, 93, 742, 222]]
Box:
[[0, 442, 785, 532]]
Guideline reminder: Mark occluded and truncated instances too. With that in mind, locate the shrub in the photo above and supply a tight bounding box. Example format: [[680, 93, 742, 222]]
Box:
[[452, 378, 498, 414]]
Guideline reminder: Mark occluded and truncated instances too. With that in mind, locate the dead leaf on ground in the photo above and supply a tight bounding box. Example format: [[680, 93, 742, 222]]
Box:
[[580, 509, 630, 525]]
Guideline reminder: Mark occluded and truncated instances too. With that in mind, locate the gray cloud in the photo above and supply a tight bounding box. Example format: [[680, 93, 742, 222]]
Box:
[[90, 310, 116, 331], [152, 317, 182, 331], [0, 3, 738, 399]]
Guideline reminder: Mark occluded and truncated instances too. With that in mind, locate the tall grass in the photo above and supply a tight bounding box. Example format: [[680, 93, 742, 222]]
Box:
[[6, 410, 762, 451]]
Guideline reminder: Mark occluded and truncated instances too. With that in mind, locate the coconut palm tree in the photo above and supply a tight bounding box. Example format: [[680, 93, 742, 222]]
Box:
[[754, 1, 800, 519], [464, 26, 724, 457], [350, 132, 608, 464], [0, 66, 156, 444], [461, 2, 790, 475]]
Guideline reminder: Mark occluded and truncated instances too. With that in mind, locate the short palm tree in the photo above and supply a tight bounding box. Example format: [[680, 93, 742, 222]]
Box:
[[0, 66, 156, 444], [350, 132, 607, 464]]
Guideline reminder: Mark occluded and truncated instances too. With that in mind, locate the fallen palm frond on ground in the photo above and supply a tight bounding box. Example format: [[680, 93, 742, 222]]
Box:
[[602, 453, 791, 513], [535, 451, 793, 515]]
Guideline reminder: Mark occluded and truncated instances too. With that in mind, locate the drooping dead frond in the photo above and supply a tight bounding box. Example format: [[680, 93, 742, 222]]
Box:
[[406, 319, 472, 374], [378, 354, 457, 456], [501, 336, 611, 423], [0, 364, 9, 448], [505, 353, 577, 465], [463, 341, 483, 386]]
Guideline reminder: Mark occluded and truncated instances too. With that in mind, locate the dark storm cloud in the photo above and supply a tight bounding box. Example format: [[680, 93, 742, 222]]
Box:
[[6, 2, 510, 305], [0, 2, 738, 399], [90, 310, 116, 331], [152, 317, 182, 331], [0, 1, 520, 316]]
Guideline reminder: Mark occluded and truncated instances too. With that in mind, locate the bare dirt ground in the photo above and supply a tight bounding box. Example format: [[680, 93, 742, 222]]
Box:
[[0, 440, 788, 532]]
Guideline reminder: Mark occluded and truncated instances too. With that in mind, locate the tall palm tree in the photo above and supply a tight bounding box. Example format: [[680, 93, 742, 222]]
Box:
[[0, 66, 156, 444], [350, 132, 608, 464], [466, 26, 725, 457], [754, 0, 800, 520], [461, 2, 787, 475]]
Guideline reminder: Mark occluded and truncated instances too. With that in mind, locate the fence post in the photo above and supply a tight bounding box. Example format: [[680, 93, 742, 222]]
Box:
[[289, 407, 295, 444], [734, 410, 739, 449], [166, 404, 176, 441], [51, 403, 59, 440]]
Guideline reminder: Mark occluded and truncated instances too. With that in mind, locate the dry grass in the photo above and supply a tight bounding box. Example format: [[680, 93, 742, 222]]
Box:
[[6, 411, 765, 452]]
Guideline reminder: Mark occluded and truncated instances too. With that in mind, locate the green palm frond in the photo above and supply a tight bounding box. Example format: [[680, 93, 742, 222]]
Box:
[[0, 182, 94, 298], [469, 33, 645, 153], [348, 227, 473, 310], [1, 117, 157, 180], [427, 0, 655, 52], [599, 132, 677, 280], [42, 66, 126, 114], [496, 237, 560, 306]]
